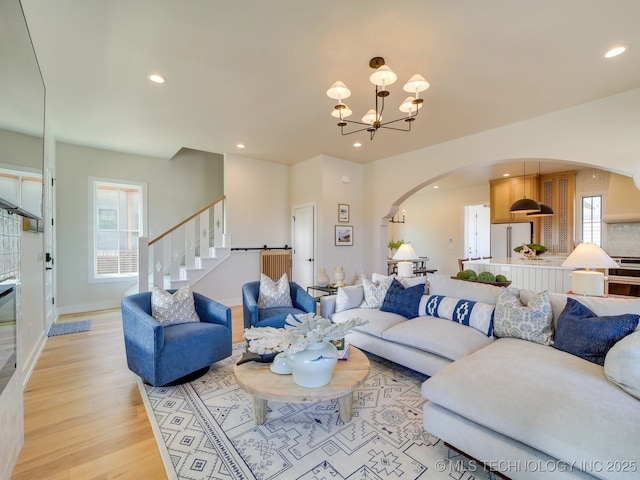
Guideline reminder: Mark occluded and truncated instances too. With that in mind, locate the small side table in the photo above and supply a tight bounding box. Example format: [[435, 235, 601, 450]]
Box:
[[307, 285, 339, 300]]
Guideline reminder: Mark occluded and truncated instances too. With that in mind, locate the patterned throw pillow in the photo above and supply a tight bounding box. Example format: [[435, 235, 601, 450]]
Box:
[[423, 294, 495, 336], [553, 297, 639, 365], [493, 288, 553, 345], [151, 284, 200, 326], [380, 279, 424, 318], [360, 275, 394, 309], [257, 273, 293, 308]]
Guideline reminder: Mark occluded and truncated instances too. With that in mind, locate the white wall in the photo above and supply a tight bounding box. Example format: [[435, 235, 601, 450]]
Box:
[[55, 143, 223, 313], [363, 88, 640, 272]]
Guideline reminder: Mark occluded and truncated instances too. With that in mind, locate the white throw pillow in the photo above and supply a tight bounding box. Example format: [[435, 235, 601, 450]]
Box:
[[151, 284, 200, 326], [605, 331, 640, 400], [493, 288, 553, 345], [399, 275, 427, 289], [335, 285, 364, 313], [257, 273, 293, 308], [360, 276, 394, 309]]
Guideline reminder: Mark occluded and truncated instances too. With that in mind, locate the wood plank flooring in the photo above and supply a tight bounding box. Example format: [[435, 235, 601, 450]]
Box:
[[11, 305, 246, 480]]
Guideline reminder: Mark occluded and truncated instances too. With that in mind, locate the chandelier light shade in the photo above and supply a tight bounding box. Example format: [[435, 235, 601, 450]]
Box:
[[561, 243, 618, 296], [509, 161, 541, 214], [327, 56, 430, 140], [526, 161, 554, 217]]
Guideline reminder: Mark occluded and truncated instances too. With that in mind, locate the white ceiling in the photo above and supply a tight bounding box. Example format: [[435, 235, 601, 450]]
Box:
[[19, 0, 640, 179]]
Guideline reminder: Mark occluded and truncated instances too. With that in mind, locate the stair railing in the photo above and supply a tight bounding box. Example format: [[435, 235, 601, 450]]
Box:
[[138, 195, 228, 292]]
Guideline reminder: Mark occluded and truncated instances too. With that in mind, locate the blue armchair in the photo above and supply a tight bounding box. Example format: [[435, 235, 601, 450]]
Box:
[[121, 290, 232, 386], [242, 281, 317, 329]]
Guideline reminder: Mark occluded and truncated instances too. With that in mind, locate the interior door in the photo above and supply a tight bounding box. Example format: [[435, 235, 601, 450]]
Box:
[[43, 164, 55, 328], [292, 205, 315, 289]]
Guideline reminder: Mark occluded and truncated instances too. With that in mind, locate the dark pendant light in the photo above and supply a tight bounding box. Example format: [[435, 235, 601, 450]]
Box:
[[509, 161, 541, 214], [526, 161, 554, 217]]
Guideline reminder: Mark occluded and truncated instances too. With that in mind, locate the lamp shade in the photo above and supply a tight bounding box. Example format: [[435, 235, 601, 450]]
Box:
[[403, 74, 430, 94], [331, 104, 352, 118], [399, 96, 422, 114], [369, 65, 397, 87], [509, 197, 541, 214], [362, 109, 378, 125], [393, 243, 419, 261], [526, 203, 554, 217], [326, 81, 351, 101], [561, 243, 618, 269]]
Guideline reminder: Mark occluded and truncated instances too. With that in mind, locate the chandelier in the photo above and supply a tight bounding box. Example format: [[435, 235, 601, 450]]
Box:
[[327, 57, 429, 140]]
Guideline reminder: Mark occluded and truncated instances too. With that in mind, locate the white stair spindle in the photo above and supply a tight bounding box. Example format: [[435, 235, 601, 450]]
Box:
[[152, 240, 164, 289]]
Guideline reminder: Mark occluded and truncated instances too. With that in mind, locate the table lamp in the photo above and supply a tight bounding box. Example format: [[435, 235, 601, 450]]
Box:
[[393, 243, 419, 278], [561, 243, 618, 296]]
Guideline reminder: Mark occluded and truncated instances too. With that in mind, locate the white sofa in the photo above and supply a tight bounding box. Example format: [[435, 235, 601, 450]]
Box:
[[320, 274, 640, 479]]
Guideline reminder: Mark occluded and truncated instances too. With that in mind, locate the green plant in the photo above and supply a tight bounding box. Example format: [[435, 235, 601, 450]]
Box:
[[513, 243, 548, 254], [387, 239, 404, 250]]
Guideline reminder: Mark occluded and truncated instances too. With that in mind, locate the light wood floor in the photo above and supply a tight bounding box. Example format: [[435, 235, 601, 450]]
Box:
[[11, 305, 245, 480]]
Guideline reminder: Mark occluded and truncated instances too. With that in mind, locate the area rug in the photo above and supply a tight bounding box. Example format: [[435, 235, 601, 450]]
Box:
[[139, 343, 495, 480], [47, 319, 92, 336]]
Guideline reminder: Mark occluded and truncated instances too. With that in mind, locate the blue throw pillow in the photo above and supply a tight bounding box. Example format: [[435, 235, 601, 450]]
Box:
[[380, 278, 424, 319], [553, 297, 640, 365]]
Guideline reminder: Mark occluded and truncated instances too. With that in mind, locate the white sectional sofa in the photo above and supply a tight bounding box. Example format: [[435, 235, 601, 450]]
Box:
[[320, 274, 640, 479]]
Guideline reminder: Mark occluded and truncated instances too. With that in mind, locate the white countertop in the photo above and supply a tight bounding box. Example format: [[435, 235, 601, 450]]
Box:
[[464, 257, 572, 268]]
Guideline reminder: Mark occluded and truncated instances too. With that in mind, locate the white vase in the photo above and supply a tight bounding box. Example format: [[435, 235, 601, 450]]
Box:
[[334, 266, 345, 286], [316, 268, 330, 287], [287, 341, 338, 388]]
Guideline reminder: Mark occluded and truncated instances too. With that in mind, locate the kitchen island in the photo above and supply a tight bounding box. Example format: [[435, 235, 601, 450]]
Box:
[[462, 256, 573, 293]]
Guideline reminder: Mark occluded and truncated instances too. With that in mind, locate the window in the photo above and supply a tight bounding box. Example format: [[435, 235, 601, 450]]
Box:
[[90, 179, 146, 281], [582, 195, 602, 246]]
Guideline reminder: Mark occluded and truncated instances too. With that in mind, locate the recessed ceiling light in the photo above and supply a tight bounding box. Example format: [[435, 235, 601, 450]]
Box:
[[236, 143, 246, 149], [503, 173, 510, 177], [433, 185, 439, 189], [354, 142, 362, 148], [604, 45, 629, 58], [148, 73, 166, 84]]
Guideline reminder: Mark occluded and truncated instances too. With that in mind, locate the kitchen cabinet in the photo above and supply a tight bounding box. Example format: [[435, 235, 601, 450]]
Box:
[[490, 174, 539, 224], [538, 171, 576, 255]]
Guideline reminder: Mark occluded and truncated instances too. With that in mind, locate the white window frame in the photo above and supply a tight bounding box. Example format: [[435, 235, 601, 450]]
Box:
[[88, 177, 147, 283], [582, 194, 602, 247]]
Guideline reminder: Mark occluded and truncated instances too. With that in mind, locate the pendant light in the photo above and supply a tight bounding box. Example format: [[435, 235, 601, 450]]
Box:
[[509, 161, 541, 214], [527, 161, 554, 217]]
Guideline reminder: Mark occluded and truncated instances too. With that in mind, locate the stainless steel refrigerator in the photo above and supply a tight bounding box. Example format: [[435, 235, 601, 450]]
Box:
[[490, 222, 533, 258]]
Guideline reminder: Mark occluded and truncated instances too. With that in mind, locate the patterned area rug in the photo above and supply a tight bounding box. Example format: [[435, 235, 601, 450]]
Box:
[[47, 319, 92, 336], [139, 343, 495, 480]]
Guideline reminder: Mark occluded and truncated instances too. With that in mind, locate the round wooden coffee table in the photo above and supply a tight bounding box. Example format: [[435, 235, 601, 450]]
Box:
[[234, 346, 370, 425]]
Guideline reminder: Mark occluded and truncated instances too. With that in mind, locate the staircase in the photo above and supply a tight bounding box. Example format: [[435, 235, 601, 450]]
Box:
[[137, 196, 230, 292]]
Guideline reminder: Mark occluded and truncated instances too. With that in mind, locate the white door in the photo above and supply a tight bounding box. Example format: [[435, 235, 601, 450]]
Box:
[[464, 204, 491, 258], [43, 164, 55, 327], [292, 205, 315, 289]]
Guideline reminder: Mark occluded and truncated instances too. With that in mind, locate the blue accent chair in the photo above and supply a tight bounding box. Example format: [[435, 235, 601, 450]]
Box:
[[121, 290, 232, 386], [242, 281, 317, 329]]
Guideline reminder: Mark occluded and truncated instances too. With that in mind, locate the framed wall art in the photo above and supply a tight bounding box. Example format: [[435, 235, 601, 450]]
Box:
[[335, 225, 353, 246], [338, 203, 349, 223]]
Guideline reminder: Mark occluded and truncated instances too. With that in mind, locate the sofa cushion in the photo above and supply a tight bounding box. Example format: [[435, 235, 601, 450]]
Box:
[[360, 276, 394, 309], [380, 279, 424, 318], [398, 275, 427, 289], [422, 295, 495, 336], [428, 274, 503, 305], [605, 331, 640, 400], [422, 338, 640, 476], [151, 285, 200, 326], [257, 273, 293, 308], [331, 307, 406, 337], [553, 297, 639, 365], [493, 288, 553, 345], [383, 317, 493, 361], [335, 285, 364, 313]]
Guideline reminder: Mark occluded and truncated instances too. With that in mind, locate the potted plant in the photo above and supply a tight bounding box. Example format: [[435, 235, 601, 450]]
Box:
[[388, 239, 404, 258]]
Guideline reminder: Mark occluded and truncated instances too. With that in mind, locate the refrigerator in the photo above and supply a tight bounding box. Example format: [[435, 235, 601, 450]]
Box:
[[490, 222, 533, 258]]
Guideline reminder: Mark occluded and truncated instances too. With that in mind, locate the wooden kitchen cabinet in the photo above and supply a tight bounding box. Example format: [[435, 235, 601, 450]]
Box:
[[490, 174, 539, 223], [538, 171, 576, 255]]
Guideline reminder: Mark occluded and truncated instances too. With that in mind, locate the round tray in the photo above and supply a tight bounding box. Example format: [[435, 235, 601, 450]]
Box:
[[451, 276, 511, 287]]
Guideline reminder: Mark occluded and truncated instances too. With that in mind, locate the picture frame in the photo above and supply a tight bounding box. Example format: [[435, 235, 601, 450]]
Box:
[[335, 225, 353, 246], [338, 203, 350, 223]]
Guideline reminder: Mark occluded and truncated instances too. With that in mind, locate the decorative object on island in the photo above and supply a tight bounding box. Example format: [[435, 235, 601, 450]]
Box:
[[561, 243, 618, 296], [338, 203, 349, 223], [454, 269, 511, 286], [514, 243, 548, 259], [243, 313, 368, 388], [335, 225, 353, 246], [326, 56, 430, 140], [316, 268, 330, 287], [509, 160, 541, 213], [334, 266, 346, 286], [393, 243, 419, 278]]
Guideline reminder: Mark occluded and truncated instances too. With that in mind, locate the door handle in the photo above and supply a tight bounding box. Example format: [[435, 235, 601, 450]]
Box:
[[306, 258, 314, 262]]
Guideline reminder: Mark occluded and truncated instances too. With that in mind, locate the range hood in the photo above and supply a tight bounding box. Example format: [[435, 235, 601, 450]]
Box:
[[0, 196, 42, 221], [603, 174, 640, 224]]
